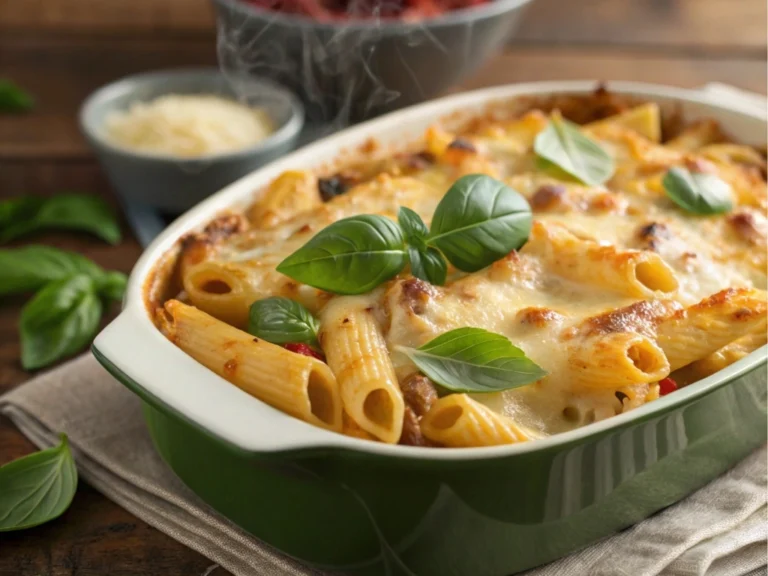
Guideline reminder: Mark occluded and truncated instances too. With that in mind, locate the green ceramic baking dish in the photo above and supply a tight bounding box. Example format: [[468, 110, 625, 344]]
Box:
[[93, 81, 768, 576]]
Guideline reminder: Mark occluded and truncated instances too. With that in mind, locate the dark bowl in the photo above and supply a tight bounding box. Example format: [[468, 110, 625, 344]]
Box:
[[212, 0, 533, 124]]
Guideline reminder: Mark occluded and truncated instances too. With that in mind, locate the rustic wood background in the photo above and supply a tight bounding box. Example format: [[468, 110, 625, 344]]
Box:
[[0, 0, 765, 574]]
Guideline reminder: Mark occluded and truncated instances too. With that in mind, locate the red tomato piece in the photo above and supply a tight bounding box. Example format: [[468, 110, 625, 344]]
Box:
[[284, 342, 325, 361], [658, 377, 678, 396]]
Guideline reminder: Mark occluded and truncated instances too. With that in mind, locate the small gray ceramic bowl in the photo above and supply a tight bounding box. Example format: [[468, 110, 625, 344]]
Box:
[[79, 68, 304, 213]]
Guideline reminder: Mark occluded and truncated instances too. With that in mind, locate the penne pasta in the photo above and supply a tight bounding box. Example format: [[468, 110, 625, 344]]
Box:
[[523, 222, 679, 297], [421, 394, 538, 447], [656, 288, 767, 371], [586, 103, 662, 142], [568, 332, 670, 389], [183, 261, 258, 328], [319, 297, 405, 444], [666, 119, 724, 151], [247, 170, 321, 229], [160, 300, 343, 432]]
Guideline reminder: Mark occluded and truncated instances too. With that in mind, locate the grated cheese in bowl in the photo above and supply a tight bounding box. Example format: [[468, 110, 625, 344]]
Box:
[[104, 94, 276, 157]]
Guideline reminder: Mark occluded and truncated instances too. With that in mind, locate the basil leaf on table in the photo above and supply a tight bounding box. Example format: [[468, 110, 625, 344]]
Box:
[[427, 174, 532, 272], [0, 434, 77, 532], [396, 327, 547, 393], [0, 194, 122, 245], [0, 197, 44, 228], [397, 206, 429, 246], [0, 246, 102, 297], [277, 215, 407, 295], [662, 166, 733, 215], [408, 246, 447, 286], [93, 270, 128, 302], [20, 275, 103, 370], [534, 115, 615, 186], [248, 297, 320, 346], [0, 78, 34, 113]]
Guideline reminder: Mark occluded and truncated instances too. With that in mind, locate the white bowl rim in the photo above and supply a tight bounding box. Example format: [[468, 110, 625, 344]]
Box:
[[94, 80, 768, 461]]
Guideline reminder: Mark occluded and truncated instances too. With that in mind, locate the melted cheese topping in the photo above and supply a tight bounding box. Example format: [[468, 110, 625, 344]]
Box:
[[174, 101, 767, 439]]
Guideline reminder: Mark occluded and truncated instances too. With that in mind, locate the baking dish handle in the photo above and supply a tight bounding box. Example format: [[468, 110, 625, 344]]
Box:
[[92, 309, 350, 454]]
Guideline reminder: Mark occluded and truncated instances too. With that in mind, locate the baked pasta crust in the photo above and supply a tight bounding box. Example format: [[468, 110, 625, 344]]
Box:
[[151, 90, 767, 446]]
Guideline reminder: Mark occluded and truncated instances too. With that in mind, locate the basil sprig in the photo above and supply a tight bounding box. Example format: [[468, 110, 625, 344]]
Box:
[[277, 175, 532, 293], [248, 297, 319, 346], [398, 206, 429, 242], [0, 194, 122, 245], [398, 206, 448, 285], [534, 114, 615, 186], [0, 434, 77, 532], [396, 327, 547, 393], [662, 166, 733, 215], [1, 246, 128, 369], [0, 78, 34, 113], [408, 246, 448, 286]]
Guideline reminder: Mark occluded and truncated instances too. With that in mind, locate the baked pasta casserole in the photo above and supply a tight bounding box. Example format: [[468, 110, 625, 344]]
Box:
[[151, 89, 767, 448]]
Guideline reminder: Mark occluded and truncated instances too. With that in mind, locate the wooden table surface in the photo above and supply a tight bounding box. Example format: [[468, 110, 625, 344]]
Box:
[[0, 0, 765, 573]]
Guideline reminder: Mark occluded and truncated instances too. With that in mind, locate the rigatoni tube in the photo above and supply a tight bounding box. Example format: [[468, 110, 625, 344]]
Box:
[[160, 299, 342, 432], [656, 288, 767, 371], [320, 296, 405, 444], [421, 394, 539, 447], [523, 222, 678, 297], [568, 332, 670, 389]]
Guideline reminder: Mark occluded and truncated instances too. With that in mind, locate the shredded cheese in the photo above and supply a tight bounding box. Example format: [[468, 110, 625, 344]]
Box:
[[104, 94, 275, 157]]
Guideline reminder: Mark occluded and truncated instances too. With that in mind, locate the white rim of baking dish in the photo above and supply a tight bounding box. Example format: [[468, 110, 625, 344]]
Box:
[[93, 80, 768, 460]]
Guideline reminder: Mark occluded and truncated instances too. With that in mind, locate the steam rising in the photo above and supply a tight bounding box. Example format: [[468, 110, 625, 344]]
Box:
[[215, 0, 458, 130]]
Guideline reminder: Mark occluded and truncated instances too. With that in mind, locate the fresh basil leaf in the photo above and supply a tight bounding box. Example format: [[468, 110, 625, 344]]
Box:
[[277, 215, 407, 295], [0, 246, 102, 297], [408, 246, 447, 286], [0, 79, 34, 113], [248, 297, 319, 346], [0, 194, 122, 245], [398, 206, 428, 247], [534, 115, 615, 186], [0, 434, 77, 532], [396, 327, 547, 393], [94, 270, 128, 302], [662, 166, 733, 215], [427, 175, 532, 272], [20, 275, 102, 370], [535, 156, 581, 183], [0, 197, 44, 229]]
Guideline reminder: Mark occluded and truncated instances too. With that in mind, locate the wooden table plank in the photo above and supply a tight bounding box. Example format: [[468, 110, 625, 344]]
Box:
[[516, 0, 767, 52], [0, 0, 215, 34], [2, 37, 764, 160], [0, 36, 217, 160], [1, 0, 765, 52], [463, 48, 768, 94]]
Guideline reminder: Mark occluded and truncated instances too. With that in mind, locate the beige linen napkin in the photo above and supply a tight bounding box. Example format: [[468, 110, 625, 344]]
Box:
[[1, 354, 766, 576]]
